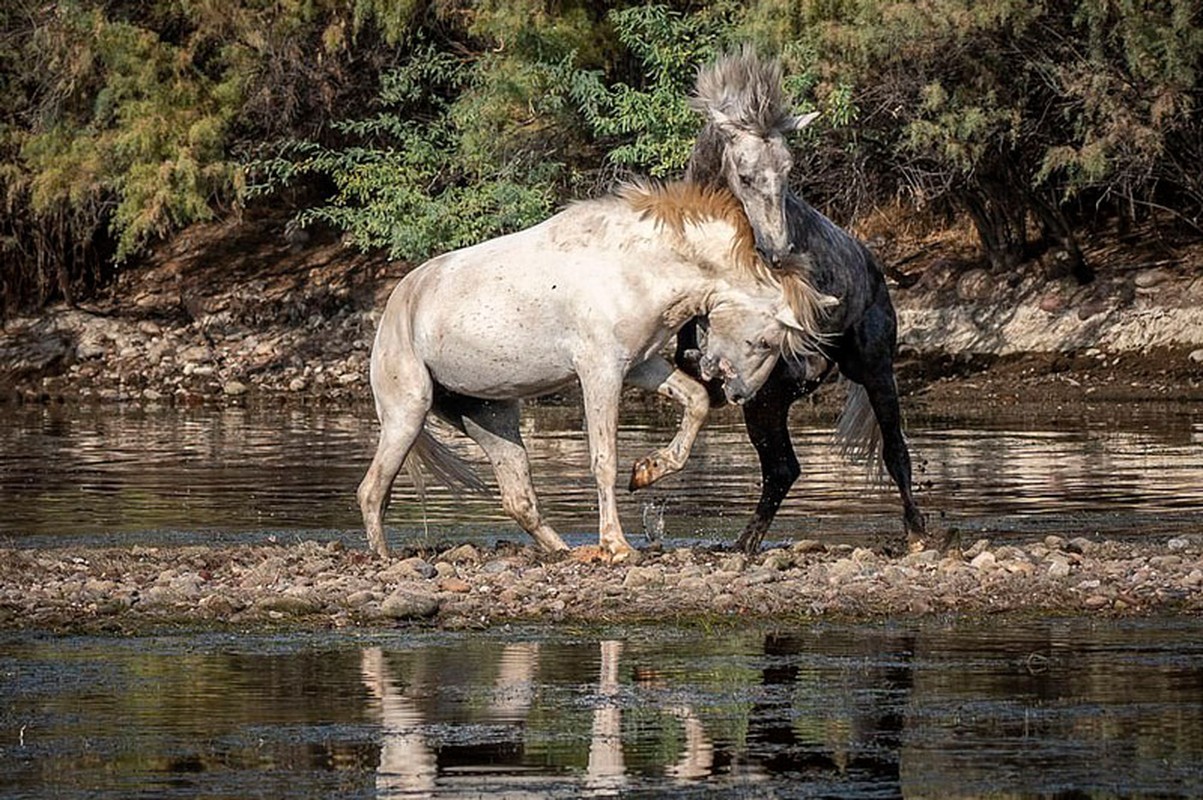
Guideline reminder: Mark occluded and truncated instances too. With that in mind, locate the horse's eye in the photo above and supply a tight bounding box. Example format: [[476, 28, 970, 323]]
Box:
[[746, 337, 772, 352]]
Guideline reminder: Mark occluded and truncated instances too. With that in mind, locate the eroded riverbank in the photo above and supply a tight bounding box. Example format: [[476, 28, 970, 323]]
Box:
[[3, 535, 1200, 635]]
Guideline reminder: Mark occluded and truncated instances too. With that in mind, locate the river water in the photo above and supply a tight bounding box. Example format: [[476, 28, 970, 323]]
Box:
[[2, 399, 1202, 797], [3, 619, 1202, 797], [2, 399, 1201, 549]]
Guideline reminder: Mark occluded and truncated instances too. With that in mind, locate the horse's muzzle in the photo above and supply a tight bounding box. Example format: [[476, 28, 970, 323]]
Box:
[[723, 377, 756, 406]]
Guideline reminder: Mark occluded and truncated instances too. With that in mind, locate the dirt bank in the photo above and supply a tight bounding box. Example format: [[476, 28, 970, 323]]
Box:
[[1, 535, 1199, 635], [2, 208, 1202, 407]]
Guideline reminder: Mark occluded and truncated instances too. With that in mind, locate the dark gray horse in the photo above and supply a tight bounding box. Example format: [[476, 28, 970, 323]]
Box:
[[674, 48, 929, 553]]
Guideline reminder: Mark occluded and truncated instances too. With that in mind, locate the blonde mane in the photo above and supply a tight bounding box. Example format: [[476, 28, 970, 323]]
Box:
[[617, 180, 765, 281], [618, 180, 833, 360]]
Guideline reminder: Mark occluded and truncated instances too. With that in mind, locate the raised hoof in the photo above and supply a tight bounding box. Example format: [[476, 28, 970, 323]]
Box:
[[628, 456, 662, 491]]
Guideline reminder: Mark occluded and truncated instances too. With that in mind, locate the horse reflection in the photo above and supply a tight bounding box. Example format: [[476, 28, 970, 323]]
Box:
[[360, 639, 717, 796]]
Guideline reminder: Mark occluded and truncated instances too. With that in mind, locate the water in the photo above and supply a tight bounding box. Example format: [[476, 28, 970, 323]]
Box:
[[2, 618, 1202, 798], [1, 399, 1201, 548], [2, 401, 1202, 796]]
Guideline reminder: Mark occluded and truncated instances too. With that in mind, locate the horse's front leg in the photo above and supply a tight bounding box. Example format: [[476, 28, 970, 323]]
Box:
[[625, 357, 710, 491], [579, 368, 637, 562]]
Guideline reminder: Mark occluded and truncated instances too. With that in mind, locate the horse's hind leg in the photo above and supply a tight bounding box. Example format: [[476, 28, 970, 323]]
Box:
[[857, 371, 927, 549], [626, 357, 711, 490], [458, 399, 569, 554], [842, 353, 928, 551], [735, 366, 802, 554], [357, 363, 433, 559]]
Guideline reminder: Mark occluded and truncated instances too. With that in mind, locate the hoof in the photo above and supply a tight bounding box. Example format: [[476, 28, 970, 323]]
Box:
[[571, 546, 611, 565], [609, 546, 641, 565], [573, 544, 641, 565], [628, 457, 661, 491]]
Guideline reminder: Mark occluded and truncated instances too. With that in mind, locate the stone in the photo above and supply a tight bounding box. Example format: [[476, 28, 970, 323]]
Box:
[[622, 566, 663, 589], [955, 269, 993, 302], [719, 554, 747, 573], [380, 587, 440, 619], [441, 544, 481, 564], [222, 381, 249, 397], [1047, 558, 1071, 578], [970, 551, 997, 570]]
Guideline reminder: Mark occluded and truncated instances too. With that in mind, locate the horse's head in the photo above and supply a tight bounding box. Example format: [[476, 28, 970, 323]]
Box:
[[694, 292, 812, 405], [689, 49, 820, 265]]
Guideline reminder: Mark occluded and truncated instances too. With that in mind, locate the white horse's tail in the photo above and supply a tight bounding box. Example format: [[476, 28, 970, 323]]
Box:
[[835, 381, 885, 484], [404, 427, 489, 499]]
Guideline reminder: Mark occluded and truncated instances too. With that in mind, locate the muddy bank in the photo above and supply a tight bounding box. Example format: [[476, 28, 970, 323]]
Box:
[[2, 209, 1202, 407], [2, 535, 1200, 634]]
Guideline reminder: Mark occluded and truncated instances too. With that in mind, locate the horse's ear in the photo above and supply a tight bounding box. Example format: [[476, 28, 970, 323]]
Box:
[[774, 303, 806, 333], [782, 111, 820, 132]]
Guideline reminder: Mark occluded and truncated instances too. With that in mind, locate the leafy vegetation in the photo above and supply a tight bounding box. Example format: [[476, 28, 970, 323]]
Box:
[[2, 0, 1201, 315]]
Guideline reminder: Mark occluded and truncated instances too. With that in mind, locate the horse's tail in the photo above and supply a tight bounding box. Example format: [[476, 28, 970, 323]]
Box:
[[404, 427, 489, 499], [834, 381, 886, 484]]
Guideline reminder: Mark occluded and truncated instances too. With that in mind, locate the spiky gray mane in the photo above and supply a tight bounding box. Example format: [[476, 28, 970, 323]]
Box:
[[691, 47, 790, 135]]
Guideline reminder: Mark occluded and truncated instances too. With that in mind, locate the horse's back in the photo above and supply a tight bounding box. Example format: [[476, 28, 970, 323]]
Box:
[[378, 202, 672, 399]]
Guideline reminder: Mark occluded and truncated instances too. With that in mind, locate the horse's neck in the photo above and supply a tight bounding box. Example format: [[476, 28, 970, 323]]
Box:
[[684, 125, 727, 188]]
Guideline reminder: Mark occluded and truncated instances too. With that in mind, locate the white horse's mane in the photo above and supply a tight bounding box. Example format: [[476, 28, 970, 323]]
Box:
[[617, 180, 832, 360]]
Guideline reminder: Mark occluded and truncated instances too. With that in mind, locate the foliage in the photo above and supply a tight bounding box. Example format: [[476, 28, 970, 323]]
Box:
[[2, 0, 1202, 315], [569, 4, 738, 177], [247, 45, 562, 261]]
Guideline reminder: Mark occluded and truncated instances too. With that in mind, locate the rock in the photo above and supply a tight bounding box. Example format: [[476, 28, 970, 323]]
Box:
[[1038, 292, 1065, 313], [1047, 557, 1071, 578], [791, 539, 825, 555], [380, 587, 440, 619], [827, 558, 861, 583], [1189, 349, 1203, 365], [719, 554, 747, 573], [441, 544, 481, 564], [178, 344, 213, 364], [955, 269, 993, 302], [1077, 298, 1109, 321], [760, 551, 793, 571], [1134, 267, 1170, 288], [255, 591, 320, 615], [438, 577, 471, 593], [622, 566, 663, 589], [964, 539, 991, 559], [970, 551, 997, 570], [240, 556, 287, 588], [1067, 537, 1097, 555], [222, 380, 249, 396], [380, 557, 436, 581]]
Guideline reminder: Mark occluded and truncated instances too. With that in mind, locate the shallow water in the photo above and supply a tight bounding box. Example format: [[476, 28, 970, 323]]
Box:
[[2, 617, 1202, 798], [1, 399, 1201, 549]]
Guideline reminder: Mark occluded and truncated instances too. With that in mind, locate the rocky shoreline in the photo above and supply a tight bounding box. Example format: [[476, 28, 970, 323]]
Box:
[[2, 535, 1200, 635]]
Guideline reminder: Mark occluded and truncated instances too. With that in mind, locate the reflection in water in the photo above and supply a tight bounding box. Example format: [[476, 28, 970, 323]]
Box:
[[3, 619, 1203, 797], [585, 640, 626, 795], [1, 401, 1201, 547]]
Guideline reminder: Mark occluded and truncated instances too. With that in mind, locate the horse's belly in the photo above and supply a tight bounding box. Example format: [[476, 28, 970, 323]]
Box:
[[427, 352, 578, 400]]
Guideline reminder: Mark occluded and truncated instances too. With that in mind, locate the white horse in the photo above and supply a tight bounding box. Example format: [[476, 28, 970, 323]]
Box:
[[358, 180, 830, 561]]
